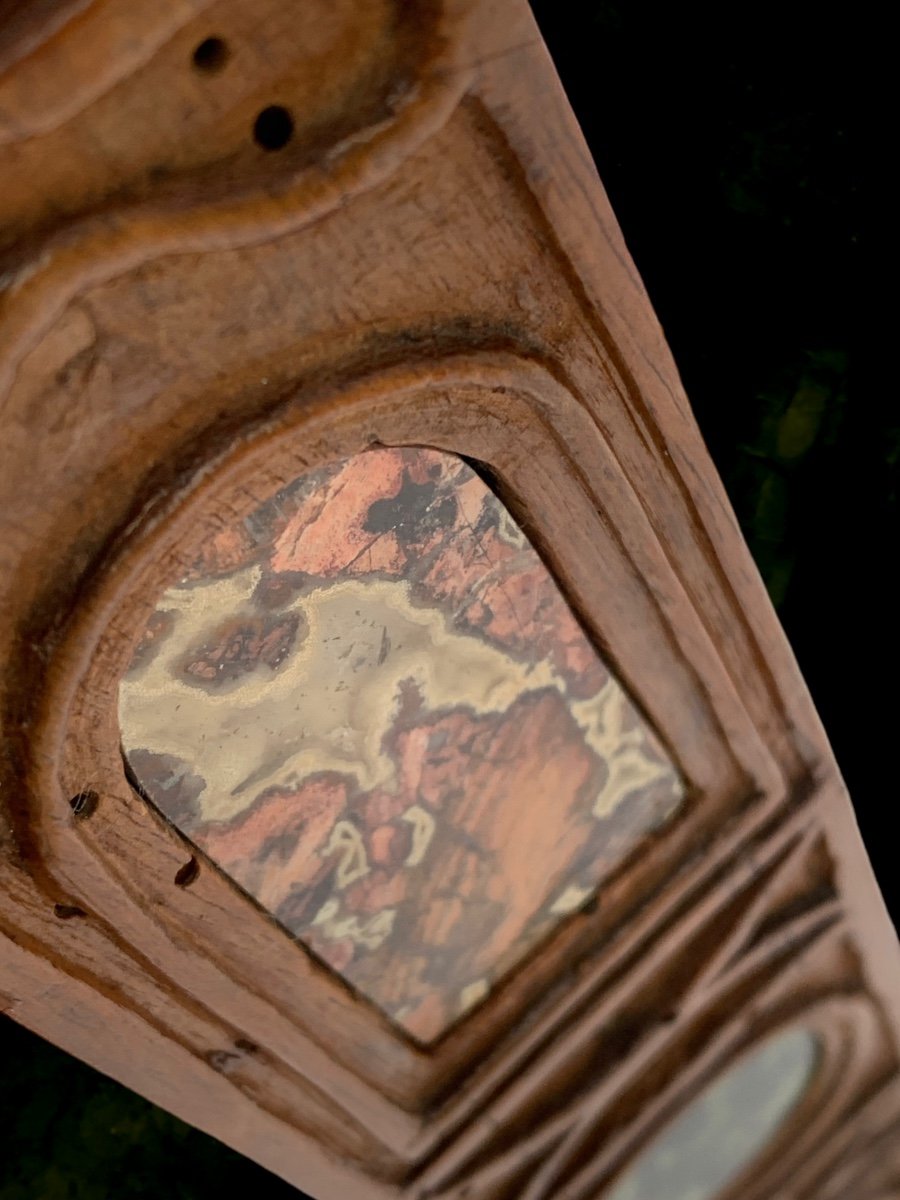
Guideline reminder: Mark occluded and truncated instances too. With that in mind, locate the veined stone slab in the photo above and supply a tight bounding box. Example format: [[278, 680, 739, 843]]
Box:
[[120, 446, 685, 1041]]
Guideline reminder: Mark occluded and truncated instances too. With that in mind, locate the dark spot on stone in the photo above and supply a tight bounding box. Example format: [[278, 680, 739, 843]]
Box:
[[474, 498, 495, 534], [363, 472, 457, 546], [179, 610, 304, 688], [276, 865, 335, 929], [393, 678, 426, 726], [258, 826, 306, 866], [377, 626, 391, 665]]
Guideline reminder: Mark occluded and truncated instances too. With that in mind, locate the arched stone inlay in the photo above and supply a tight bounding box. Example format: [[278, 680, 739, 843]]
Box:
[[606, 1028, 820, 1200], [119, 446, 684, 1041]]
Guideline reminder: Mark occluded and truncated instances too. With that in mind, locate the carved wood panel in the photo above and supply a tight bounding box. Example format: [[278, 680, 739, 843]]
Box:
[[1, 3, 897, 1198]]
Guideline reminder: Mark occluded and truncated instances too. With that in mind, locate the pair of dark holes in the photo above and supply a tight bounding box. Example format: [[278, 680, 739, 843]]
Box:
[[68, 790, 198, 888], [191, 36, 295, 152]]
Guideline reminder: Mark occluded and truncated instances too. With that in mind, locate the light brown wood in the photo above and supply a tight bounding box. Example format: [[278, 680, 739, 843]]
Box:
[[1, 2, 898, 1197]]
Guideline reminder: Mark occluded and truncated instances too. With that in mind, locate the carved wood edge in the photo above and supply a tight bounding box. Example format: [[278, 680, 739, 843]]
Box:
[[2, 2, 898, 1198]]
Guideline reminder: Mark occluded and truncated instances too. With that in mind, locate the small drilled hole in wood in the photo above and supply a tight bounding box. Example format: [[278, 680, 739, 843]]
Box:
[[192, 36, 229, 73], [253, 106, 294, 150], [54, 903, 87, 920], [174, 856, 200, 888], [69, 789, 99, 818]]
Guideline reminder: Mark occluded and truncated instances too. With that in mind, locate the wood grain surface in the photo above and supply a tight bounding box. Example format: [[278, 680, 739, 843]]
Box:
[[1, 2, 897, 1198]]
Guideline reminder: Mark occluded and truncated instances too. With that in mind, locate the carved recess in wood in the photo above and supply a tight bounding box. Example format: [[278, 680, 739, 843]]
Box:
[[119, 446, 684, 1041], [603, 1027, 820, 1200], [407, 827, 897, 1200], [3, 2, 898, 1197], [0, 0, 473, 404]]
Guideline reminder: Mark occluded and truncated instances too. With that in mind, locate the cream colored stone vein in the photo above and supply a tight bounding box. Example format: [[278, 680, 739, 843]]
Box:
[[572, 681, 684, 819], [310, 899, 396, 951], [120, 566, 682, 825], [401, 804, 436, 866]]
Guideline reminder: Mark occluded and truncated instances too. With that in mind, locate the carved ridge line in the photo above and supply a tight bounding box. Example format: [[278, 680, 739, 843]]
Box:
[[424, 975, 863, 1200], [0, 0, 477, 410], [410, 800, 807, 1162], [517, 919, 846, 1200], [0, 922, 401, 1200], [0, 874, 403, 1166], [410, 819, 831, 1191], [465, 81, 815, 788], [27, 832, 422, 1152], [0, 0, 218, 144], [29, 354, 791, 1119], [0, 0, 92, 75], [0, 912, 384, 1170], [795, 1077, 900, 1199], [422, 355, 781, 801], [697, 826, 837, 991]]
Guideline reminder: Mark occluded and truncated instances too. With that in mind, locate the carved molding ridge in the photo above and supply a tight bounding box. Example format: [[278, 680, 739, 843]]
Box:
[[0, 0, 482, 405], [1, 5, 896, 1198]]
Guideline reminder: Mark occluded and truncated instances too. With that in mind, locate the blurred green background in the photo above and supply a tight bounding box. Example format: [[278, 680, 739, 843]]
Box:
[[1, 2, 877, 1196]]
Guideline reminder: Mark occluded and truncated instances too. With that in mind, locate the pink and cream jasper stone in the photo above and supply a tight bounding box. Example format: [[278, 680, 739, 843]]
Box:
[[120, 447, 684, 1042]]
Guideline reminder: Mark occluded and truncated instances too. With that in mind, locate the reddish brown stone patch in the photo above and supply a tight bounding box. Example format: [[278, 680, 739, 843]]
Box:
[[178, 611, 304, 689], [120, 447, 685, 1041]]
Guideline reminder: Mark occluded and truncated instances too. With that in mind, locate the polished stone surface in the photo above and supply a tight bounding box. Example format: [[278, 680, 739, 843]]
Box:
[[605, 1028, 819, 1200], [120, 447, 684, 1041]]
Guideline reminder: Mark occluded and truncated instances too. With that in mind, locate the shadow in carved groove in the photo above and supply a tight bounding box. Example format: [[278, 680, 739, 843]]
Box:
[[410, 831, 894, 1200]]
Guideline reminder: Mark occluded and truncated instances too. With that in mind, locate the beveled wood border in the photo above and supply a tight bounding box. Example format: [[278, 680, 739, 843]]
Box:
[[560, 993, 887, 1200], [2, 1, 898, 1196], [34, 353, 793, 1122], [410, 821, 894, 1200]]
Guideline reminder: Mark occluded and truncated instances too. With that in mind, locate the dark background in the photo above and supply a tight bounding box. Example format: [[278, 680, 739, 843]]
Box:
[[1, 3, 883, 1196]]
